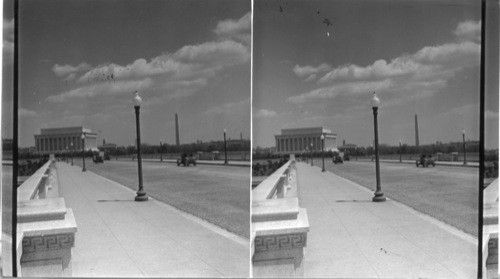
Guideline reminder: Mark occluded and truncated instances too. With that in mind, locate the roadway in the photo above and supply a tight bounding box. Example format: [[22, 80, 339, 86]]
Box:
[[70, 159, 250, 238], [312, 158, 478, 236]]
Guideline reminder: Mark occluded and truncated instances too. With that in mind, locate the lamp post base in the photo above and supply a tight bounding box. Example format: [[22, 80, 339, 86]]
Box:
[[372, 190, 386, 202], [135, 190, 148, 202], [82, 168, 86, 172], [321, 168, 326, 172]]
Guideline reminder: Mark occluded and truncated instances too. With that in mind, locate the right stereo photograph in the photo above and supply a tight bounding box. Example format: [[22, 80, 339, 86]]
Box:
[[251, 0, 499, 278]]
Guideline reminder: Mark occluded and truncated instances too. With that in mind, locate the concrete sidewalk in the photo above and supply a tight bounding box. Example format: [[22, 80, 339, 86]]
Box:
[[55, 162, 249, 277], [296, 162, 477, 278]]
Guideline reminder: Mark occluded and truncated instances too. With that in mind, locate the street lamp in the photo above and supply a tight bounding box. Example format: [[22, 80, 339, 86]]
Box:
[[223, 129, 228, 164], [371, 92, 385, 202], [71, 142, 74, 166], [160, 140, 163, 162], [310, 142, 314, 166], [81, 134, 86, 172], [133, 91, 148, 201], [321, 134, 326, 172], [399, 140, 402, 163], [462, 130, 467, 165]]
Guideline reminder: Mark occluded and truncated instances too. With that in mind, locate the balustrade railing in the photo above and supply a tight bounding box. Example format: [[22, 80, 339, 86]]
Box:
[[251, 157, 309, 278]]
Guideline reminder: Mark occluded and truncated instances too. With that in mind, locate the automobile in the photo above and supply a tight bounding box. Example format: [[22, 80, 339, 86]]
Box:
[[177, 153, 196, 166], [93, 151, 105, 163], [343, 154, 350, 161], [416, 154, 435, 167], [104, 153, 110, 160], [333, 155, 343, 164]]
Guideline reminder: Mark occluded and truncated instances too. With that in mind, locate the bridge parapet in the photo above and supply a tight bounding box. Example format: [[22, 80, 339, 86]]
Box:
[[9, 157, 77, 277], [251, 156, 309, 278]]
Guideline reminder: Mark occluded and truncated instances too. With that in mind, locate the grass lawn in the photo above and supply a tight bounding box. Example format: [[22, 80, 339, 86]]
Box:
[[315, 159, 479, 237]]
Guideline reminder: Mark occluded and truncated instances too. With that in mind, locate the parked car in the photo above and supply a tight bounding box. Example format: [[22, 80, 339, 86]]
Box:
[[333, 155, 343, 164], [416, 154, 435, 167], [177, 153, 196, 166], [93, 151, 104, 163]]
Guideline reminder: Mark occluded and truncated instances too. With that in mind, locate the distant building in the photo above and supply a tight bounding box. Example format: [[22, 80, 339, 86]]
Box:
[[34, 127, 98, 154], [275, 127, 338, 155]]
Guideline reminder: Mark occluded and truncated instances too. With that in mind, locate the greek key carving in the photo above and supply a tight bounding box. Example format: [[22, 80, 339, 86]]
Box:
[[254, 233, 307, 252], [22, 233, 75, 253]]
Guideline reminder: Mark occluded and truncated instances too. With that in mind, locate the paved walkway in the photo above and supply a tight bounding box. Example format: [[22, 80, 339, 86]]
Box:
[[56, 162, 249, 277], [296, 162, 477, 279]]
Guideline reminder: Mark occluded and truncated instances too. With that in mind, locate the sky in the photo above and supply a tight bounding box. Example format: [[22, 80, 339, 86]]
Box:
[[2, 0, 251, 147], [253, 0, 499, 149]]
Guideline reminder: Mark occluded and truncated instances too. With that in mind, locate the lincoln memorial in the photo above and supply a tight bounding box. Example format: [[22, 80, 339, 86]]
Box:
[[34, 126, 98, 154], [275, 127, 338, 155]]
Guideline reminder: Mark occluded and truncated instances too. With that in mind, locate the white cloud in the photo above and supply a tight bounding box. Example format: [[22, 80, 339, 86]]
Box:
[[50, 14, 250, 106], [3, 40, 14, 64], [46, 78, 152, 103], [290, 20, 480, 105], [214, 12, 251, 44], [293, 63, 332, 81], [76, 40, 249, 84], [53, 63, 92, 77], [486, 110, 499, 120], [254, 109, 278, 118], [19, 108, 37, 118], [3, 19, 14, 65], [287, 79, 393, 104], [454, 20, 481, 42], [3, 18, 14, 41]]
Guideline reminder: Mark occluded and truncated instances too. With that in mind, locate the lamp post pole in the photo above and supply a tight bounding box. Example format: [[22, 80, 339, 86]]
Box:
[[462, 130, 467, 165], [133, 91, 148, 201], [371, 92, 385, 202], [321, 134, 326, 172], [81, 134, 86, 172], [224, 129, 228, 164], [310, 142, 314, 166], [160, 140, 163, 162], [399, 141, 402, 163]]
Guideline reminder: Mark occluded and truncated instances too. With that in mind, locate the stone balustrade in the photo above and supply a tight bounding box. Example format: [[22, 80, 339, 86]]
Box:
[[251, 156, 309, 278], [6, 157, 77, 277], [483, 179, 498, 278]]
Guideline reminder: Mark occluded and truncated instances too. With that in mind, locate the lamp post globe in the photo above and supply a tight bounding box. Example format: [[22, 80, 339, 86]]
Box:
[[321, 134, 326, 172], [223, 129, 228, 164], [310, 142, 314, 166], [81, 134, 86, 172], [462, 130, 467, 165], [371, 92, 385, 202], [133, 91, 148, 201]]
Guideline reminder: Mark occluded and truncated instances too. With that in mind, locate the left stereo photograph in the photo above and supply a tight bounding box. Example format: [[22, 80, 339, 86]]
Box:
[[1, 0, 251, 277]]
